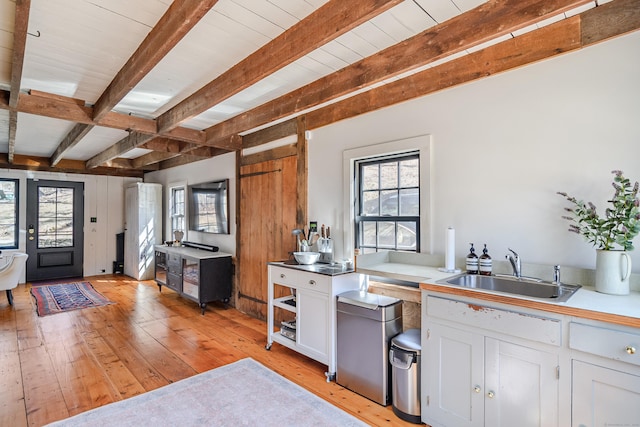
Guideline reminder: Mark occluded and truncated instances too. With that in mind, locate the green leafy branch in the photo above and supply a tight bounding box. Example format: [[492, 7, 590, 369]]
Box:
[[558, 170, 640, 251]]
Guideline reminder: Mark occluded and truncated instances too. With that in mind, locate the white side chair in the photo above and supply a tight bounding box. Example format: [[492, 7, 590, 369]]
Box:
[[0, 253, 29, 306]]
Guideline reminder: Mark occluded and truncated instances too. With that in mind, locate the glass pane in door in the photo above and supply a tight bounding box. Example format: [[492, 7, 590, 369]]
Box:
[[38, 187, 74, 248]]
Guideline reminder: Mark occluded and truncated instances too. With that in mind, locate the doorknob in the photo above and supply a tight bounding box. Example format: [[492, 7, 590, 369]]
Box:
[[487, 391, 495, 398]]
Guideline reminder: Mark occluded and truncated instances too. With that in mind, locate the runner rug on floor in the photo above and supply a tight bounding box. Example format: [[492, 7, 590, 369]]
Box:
[[45, 358, 366, 427], [31, 282, 114, 316]]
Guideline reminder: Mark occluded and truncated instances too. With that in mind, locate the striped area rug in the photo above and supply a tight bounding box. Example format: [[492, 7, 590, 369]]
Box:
[[31, 282, 114, 316]]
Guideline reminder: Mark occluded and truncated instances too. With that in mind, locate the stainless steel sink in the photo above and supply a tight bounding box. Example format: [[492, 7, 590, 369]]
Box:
[[436, 273, 581, 302]]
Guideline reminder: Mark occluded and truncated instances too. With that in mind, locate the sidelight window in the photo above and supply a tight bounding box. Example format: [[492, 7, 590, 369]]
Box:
[[0, 179, 19, 249]]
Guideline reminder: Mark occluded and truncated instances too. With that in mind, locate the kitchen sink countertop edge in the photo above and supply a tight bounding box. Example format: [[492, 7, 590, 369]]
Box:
[[355, 251, 640, 328]]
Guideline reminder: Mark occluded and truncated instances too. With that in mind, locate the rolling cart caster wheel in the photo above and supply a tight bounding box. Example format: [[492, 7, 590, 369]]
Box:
[[265, 343, 272, 351]]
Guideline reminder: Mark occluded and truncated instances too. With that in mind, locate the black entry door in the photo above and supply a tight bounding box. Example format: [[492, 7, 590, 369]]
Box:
[[26, 179, 84, 281]]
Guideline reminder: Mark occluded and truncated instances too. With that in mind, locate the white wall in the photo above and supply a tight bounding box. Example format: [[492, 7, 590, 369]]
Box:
[[145, 151, 237, 255], [0, 169, 139, 278], [145, 31, 640, 274], [308, 31, 640, 273]]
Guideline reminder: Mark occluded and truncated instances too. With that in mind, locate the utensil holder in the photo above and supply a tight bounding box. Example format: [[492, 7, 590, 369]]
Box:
[[318, 238, 333, 263]]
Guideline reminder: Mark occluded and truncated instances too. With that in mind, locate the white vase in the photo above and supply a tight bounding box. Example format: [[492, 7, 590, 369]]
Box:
[[595, 249, 632, 295]]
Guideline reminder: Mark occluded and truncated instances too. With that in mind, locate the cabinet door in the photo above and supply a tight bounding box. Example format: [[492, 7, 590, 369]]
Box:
[[572, 360, 640, 427], [485, 338, 559, 427], [154, 251, 167, 285], [296, 288, 329, 364], [424, 322, 484, 427], [182, 258, 199, 300]]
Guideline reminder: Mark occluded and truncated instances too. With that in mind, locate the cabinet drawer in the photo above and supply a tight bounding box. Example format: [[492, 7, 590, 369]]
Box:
[[271, 266, 300, 287], [296, 271, 330, 294], [570, 322, 640, 366], [426, 295, 561, 346], [270, 266, 330, 293], [166, 272, 182, 292], [167, 253, 181, 273]]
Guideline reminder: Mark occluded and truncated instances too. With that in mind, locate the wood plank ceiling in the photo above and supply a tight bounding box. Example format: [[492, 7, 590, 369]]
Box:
[[0, 0, 638, 177]]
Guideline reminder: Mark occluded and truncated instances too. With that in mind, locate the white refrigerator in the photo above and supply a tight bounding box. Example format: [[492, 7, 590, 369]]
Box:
[[124, 183, 162, 280]]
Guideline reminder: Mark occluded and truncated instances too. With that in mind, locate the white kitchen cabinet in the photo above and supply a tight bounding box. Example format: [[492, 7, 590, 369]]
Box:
[[266, 264, 361, 380], [425, 322, 484, 426], [572, 361, 640, 427], [297, 287, 330, 360], [570, 322, 640, 426], [484, 337, 559, 427], [124, 183, 162, 280], [423, 295, 560, 427]]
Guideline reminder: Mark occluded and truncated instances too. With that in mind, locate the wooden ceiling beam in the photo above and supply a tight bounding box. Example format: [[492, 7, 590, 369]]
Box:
[[50, 123, 94, 166], [131, 151, 180, 168], [9, 0, 30, 109], [131, 144, 218, 169], [101, 157, 159, 171], [92, 0, 219, 121], [2, 89, 206, 143], [85, 131, 155, 169], [158, 154, 210, 170], [581, 0, 640, 44], [0, 154, 143, 177], [140, 137, 184, 153], [156, 146, 228, 170], [204, 0, 594, 148], [7, 0, 30, 164], [242, 119, 298, 150], [156, 0, 404, 135], [305, 0, 640, 130]]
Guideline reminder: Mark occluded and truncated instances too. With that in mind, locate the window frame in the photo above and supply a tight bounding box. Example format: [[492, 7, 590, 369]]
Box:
[[167, 182, 186, 242], [355, 152, 421, 253], [0, 178, 19, 249], [342, 135, 432, 260]]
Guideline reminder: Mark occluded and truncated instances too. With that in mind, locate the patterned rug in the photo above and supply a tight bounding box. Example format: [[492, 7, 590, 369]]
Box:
[[30, 277, 85, 287], [31, 282, 114, 316]]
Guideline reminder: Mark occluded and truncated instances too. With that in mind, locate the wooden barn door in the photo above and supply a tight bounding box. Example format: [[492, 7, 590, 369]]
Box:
[[236, 117, 307, 320], [237, 155, 298, 319]]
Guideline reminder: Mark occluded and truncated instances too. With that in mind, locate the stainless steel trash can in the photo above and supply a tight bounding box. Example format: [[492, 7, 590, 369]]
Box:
[[390, 328, 422, 424], [336, 290, 402, 406]]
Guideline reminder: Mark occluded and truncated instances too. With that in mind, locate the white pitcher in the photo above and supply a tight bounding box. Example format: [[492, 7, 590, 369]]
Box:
[[595, 249, 632, 295]]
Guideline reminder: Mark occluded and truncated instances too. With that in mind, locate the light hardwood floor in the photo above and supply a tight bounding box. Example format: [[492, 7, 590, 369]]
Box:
[[0, 275, 416, 427]]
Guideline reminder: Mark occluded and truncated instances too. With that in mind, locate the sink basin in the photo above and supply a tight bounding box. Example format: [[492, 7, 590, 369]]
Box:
[[437, 274, 581, 303]]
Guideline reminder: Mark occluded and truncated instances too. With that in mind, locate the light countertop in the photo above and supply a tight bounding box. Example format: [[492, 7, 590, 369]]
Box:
[[357, 262, 455, 284], [356, 252, 640, 328], [155, 245, 232, 260], [268, 261, 355, 277]]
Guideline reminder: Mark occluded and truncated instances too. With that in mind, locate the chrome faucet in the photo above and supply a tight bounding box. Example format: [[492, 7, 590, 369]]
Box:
[[553, 265, 561, 285], [506, 248, 521, 278]]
